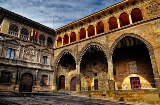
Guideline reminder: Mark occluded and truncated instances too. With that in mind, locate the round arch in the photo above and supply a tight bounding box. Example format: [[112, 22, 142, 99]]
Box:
[[109, 33, 159, 80], [119, 12, 130, 26], [57, 36, 62, 47], [78, 42, 108, 64]]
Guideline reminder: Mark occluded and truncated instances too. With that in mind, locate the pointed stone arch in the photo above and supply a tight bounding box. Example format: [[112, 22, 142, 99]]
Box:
[[78, 42, 108, 64], [109, 33, 154, 58], [55, 49, 76, 68], [109, 33, 160, 87]]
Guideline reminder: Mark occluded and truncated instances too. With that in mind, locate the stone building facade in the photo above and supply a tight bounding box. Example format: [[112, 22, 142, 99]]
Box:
[[0, 0, 160, 104], [54, 0, 160, 103], [0, 7, 56, 92]]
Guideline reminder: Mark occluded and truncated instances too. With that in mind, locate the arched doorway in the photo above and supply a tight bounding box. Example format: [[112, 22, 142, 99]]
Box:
[[112, 36, 155, 90], [59, 75, 65, 90], [70, 77, 76, 91], [56, 51, 76, 90], [80, 45, 108, 91], [19, 73, 33, 92]]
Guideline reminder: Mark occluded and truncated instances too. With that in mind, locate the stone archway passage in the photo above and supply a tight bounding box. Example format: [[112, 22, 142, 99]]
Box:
[[19, 73, 33, 92], [59, 75, 65, 89], [70, 77, 76, 91]]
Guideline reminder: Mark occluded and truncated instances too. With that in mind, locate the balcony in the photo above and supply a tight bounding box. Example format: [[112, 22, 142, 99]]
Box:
[[0, 57, 53, 71]]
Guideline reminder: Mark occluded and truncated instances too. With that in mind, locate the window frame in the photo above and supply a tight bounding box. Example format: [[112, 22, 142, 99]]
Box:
[[41, 56, 48, 64], [0, 71, 12, 84], [6, 48, 15, 59]]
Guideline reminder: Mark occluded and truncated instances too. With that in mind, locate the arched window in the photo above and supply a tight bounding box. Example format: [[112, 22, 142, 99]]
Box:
[[96, 21, 104, 34], [80, 28, 86, 40], [87, 25, 95, 37], [119, 13, 130, 27], [57, 36, 62, 47], [108, 17, 118, 30], [20, 28, 29, 40], [47, 37, 53, 47], [8, 24, 19, 36], [63, 34, 69, 45], [70, 32, 76, 43], [39, 34, 46, 45], [131, 8, 143, 23]]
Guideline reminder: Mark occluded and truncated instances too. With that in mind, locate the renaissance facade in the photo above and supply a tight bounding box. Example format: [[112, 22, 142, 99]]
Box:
[[0, 0, 160, 104]]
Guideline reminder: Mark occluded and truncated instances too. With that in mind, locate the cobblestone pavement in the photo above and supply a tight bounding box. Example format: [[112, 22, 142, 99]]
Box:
[[0, 95, 130, 105]]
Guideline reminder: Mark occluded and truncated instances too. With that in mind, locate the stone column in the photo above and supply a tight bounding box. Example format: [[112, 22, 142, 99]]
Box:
[[129, 14, 132, 24], [86, 29, 88, 38], [61, 38, 63, 46], [76, 64, 81, 91], [69, 35, 71, 44], [18, 29, 21, 38], [108, 60, 115, 90], [14, 67, 20, 92], [95, 26, 97, 35], [76, 32, 80, 41], [52, 70, 57, 91], [117, 19, 120, 28], [33, 70, 38, 92], [55, 40, 57, 48]]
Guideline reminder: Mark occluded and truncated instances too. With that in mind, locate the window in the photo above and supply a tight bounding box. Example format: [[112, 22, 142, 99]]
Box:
[[40, 75, 49, 86], [6, 48, 15, 59], [94, 73, 97, 76], [0, 71, 11, 84], [8, 24, 19, 36], [41, 56, 48, 64]]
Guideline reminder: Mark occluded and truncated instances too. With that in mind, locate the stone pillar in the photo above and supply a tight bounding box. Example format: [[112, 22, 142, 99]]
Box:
[[108, 60, 115, 90], [55, 40, 57, 48], [95, 26, 97, 35], [76, 64, 81, 91], [86, 29, 88, 38], [62, 38, 64, 46], [14, 67, 20, 92], [69, 35, 71, 44], [129, 14, 132, 24], [28, 32, 31, 41], [76, 32, 80, 41], [33, 70, 38, 92], [18, 29, 21, 38], [52, 68, 57, 91], [117, 19, 120, 28]]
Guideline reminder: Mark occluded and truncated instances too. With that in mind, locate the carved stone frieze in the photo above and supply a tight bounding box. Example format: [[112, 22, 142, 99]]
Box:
[[24, 47, 36, 61]]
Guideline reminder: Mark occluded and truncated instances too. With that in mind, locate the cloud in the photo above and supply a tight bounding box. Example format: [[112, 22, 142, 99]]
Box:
[[0, 0, 123, 29]]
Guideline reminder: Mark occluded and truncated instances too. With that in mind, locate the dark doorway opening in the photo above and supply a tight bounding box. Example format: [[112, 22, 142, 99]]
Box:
[[70, 77, 76, 91], [130, 77, 141, 89], [94, 79, 98, 90], [19, 73, 33, 92], [59, 75, 65, 90]]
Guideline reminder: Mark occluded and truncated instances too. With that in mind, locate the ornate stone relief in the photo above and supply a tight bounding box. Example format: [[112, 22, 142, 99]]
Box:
[[128, 61, 138, 74], [24, 47, 36, 61], [147, 0, 160, 18]]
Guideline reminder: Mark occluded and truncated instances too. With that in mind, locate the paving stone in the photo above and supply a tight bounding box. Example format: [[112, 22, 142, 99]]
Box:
[[0, 95, 148, 105]]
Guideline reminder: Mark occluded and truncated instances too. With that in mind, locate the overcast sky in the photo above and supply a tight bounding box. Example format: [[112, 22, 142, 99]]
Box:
[[0, 0, 123, 29]]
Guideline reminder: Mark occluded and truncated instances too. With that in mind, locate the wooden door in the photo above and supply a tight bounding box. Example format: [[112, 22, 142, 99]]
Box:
[[70, 77, 76, 91], [130, 77, 141, 89], [59, 75, 65, 89], [94, 79, 98, 90], [19, 73, 33, 92]]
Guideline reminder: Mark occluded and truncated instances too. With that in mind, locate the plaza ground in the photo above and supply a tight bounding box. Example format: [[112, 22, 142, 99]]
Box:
[[0, 93, 154, 105]]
